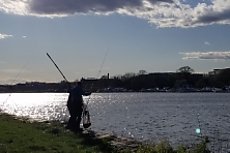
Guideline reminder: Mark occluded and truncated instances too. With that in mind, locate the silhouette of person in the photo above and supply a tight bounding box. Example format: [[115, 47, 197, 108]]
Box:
[[66, 81, 91, 132]]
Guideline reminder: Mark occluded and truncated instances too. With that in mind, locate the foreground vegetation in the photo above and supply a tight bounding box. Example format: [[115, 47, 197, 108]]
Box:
[[0, 113, 210, 153], [0, 114, 115, 153]]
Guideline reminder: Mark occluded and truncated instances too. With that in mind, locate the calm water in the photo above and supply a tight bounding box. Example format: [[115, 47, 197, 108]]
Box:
[[0, 92, 230, 152]]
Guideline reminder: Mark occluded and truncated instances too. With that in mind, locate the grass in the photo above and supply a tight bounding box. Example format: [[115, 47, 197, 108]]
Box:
[[0, 113, 115, 153], [135, 140, 210, 153], [0, 113, 210, 153]]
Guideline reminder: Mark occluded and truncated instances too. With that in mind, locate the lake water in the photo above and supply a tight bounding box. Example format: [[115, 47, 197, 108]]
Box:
[[0, 92, 230, 152]]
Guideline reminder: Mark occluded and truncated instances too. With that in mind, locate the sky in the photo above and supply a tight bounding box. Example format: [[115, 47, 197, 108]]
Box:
[[0, 0, 230, 84]]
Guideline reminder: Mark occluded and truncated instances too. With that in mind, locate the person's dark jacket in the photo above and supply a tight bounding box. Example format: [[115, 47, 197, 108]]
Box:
[[67, 86, 90, 109]]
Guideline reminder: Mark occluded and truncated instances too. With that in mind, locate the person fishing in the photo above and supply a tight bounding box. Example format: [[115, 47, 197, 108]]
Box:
[[46, 53, 93, 132], [66, 81, 91, 132]]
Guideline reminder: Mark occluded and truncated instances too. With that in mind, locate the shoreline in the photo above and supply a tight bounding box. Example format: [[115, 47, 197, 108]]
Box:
[[0, 112, 141, 152], [0, 112, 210, 153], [1, 90, 230, 93]]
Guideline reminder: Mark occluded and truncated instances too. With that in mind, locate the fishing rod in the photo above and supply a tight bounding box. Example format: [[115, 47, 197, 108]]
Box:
[[46, 50, 108, 101], [46, 52, 101, 129], [46, 53, 68, 82]]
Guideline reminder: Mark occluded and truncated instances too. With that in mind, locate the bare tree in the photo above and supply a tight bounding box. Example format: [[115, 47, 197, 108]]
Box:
[[138, 70, 147, 75], [177, 66, 194, 74]]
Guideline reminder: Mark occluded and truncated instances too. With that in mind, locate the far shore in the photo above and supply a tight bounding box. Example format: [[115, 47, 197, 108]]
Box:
[[1, 85, 230, 93]]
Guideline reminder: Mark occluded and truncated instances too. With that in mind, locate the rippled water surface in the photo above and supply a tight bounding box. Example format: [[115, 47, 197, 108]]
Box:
[[0, 92, 230, 152]]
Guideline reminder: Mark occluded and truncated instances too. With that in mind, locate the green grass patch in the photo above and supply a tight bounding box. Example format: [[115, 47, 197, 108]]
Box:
[[0, 114, 115, 153]]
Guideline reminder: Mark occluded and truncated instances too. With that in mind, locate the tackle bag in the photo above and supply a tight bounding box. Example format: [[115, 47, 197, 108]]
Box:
[[82, 103, 91, 128]]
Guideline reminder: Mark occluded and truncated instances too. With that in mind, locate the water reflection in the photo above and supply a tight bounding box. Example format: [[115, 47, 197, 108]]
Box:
[[0, 93, 69, 121]]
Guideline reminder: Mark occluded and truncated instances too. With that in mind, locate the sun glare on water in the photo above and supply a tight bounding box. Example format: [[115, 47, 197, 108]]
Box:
[[6, 93, 57, 106], [0, 93, 69, 121]]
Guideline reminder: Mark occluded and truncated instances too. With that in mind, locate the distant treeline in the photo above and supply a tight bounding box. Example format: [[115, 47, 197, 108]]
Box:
[[83, 67, 230, 92], [1, 66, 230, 93]]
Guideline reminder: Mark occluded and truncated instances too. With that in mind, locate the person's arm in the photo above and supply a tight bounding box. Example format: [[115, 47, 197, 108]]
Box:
[[83, 92, 91, 96], [80, 88, 91, 96]]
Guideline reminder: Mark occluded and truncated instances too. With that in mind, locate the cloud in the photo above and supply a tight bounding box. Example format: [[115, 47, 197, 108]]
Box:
[[0, 33, 13, 40], [181, 51, 230, 60], [0, 0, 29, 15], [29, 0, 143, 14], [195, 0, 230, 24], [204, 41, 210, 45], [0, 0, 173, 17], [0, 0, 230, 28], [22, 35, 27, 38]]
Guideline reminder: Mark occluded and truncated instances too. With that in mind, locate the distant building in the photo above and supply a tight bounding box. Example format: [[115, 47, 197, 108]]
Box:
[[209, 68, 230, 75]]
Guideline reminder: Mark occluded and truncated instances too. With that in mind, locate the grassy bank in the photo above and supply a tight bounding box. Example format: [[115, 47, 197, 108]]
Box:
[[0, 113, 117, 153], [0, 113, 210, 153]]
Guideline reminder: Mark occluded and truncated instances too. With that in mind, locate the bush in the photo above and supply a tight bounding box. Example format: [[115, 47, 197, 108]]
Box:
[[135, 140, 210, 153], [191, 140, 210, 153], [155, 141, 174, 153]]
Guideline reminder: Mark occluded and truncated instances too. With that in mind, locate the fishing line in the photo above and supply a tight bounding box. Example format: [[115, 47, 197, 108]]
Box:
[[96, 49, 109, 78], [194, 104, 210, 144], [46, 48, 109, 90], [85, 48, 109, 105], [196, 112, 203, 137], [2, 57, 32, 108], [81, 48, 109, 129], [83, 48, 109, 92]]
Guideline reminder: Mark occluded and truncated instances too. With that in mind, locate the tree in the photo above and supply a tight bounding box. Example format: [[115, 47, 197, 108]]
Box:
[[100, 75, 109, 80], [215, 68, 230, 87], [177, 66, 194, 74], [138, 70, 147, 75], [121, 73, 136, 80]]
